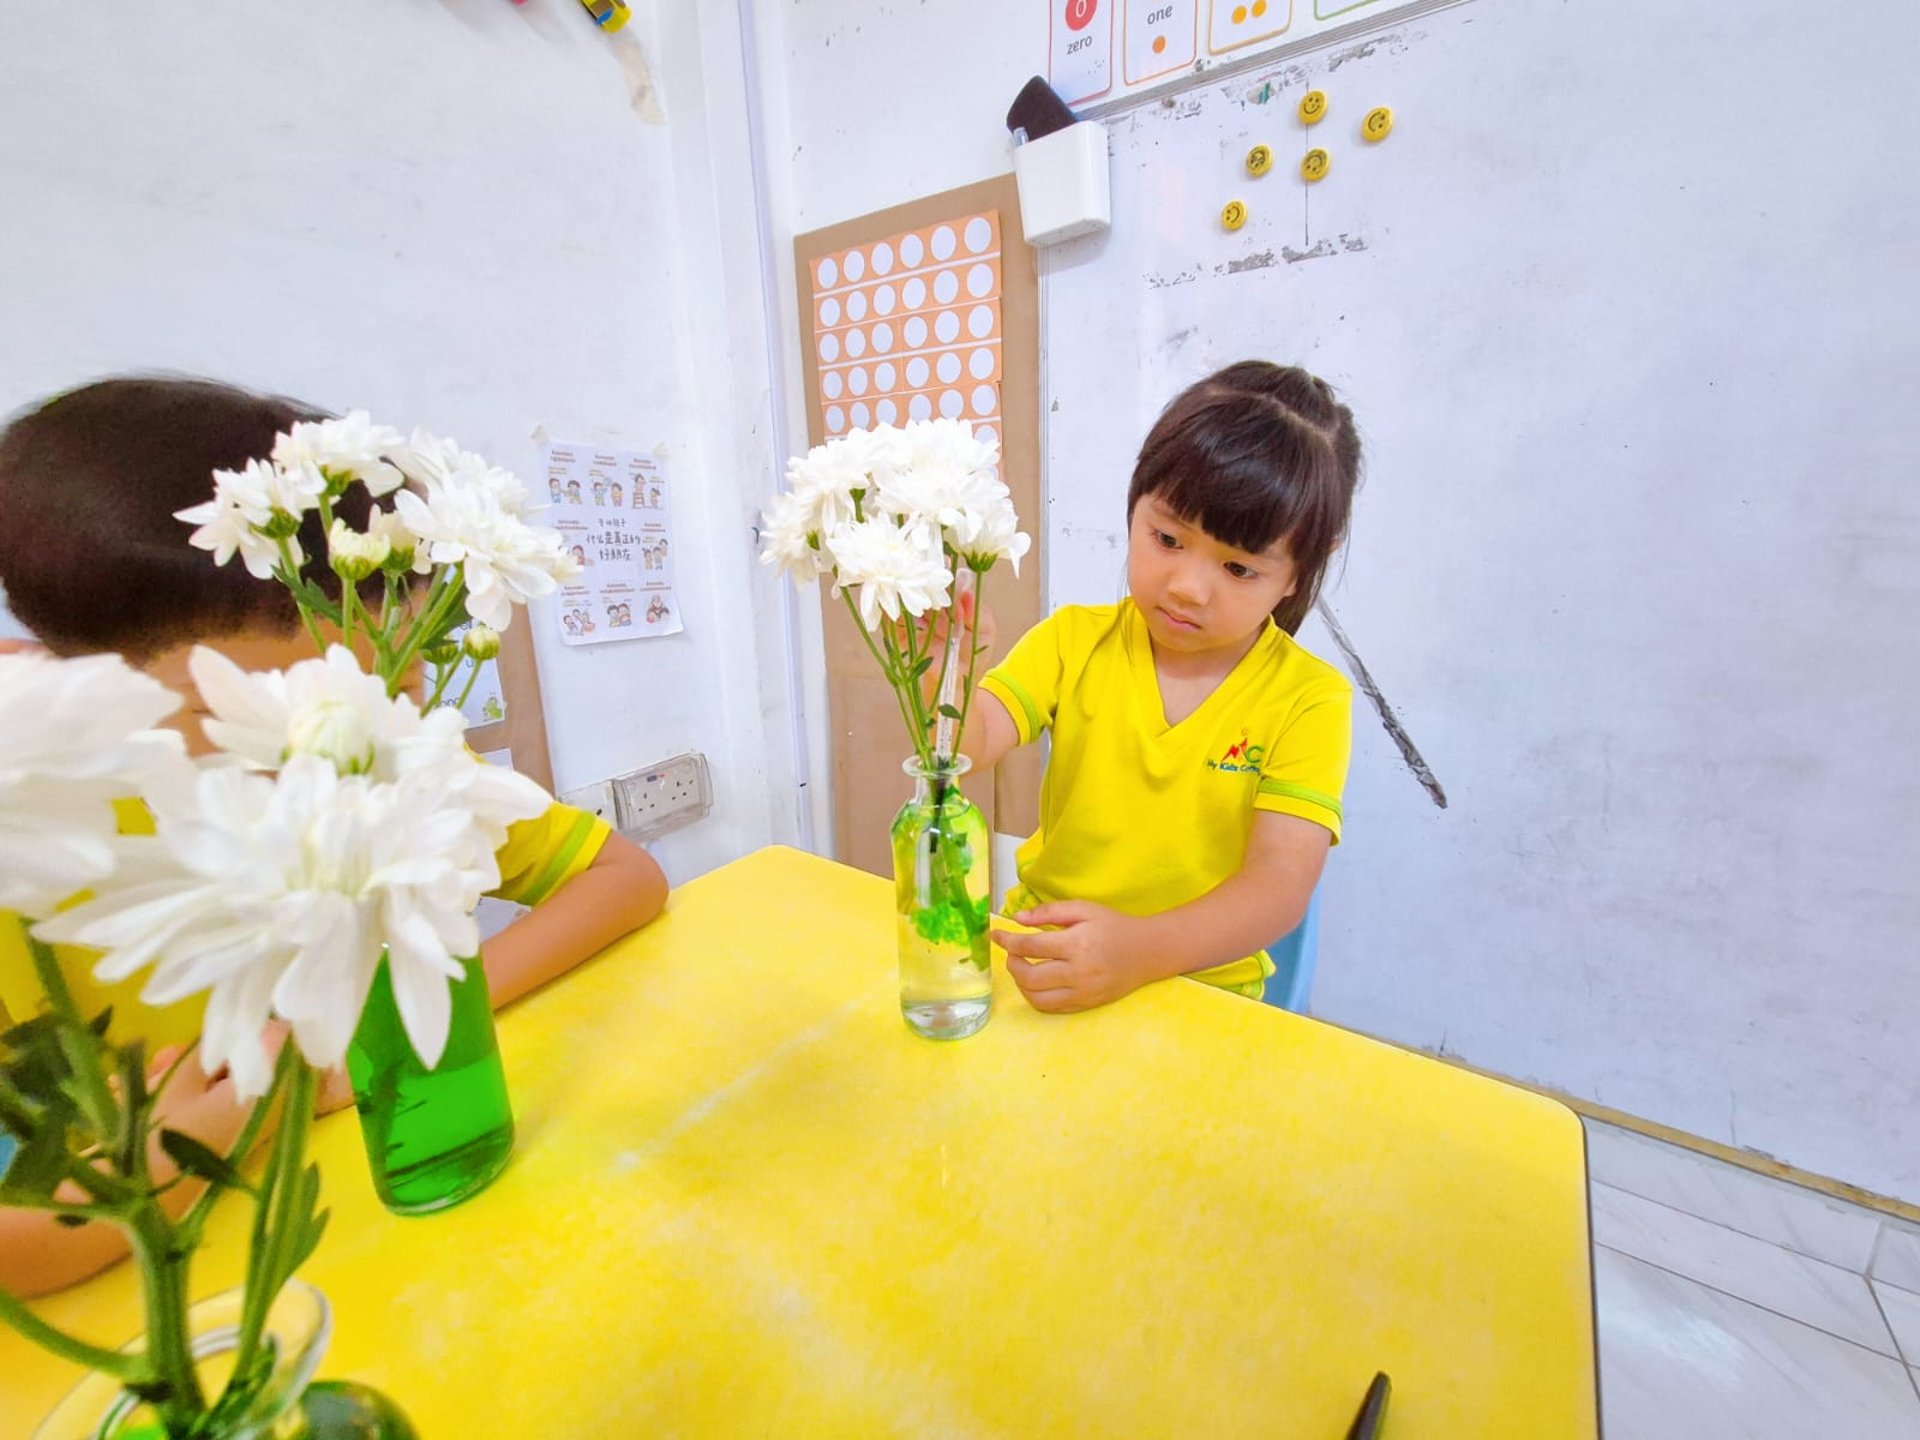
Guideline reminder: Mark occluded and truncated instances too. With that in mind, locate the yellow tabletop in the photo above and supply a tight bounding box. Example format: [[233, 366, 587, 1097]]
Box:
[[2, 846, 1597, 1437]]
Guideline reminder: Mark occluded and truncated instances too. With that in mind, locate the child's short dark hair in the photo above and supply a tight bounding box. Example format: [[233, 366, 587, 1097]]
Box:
[[0, 377, 372, 661], [1127, 361, 1361, 634]]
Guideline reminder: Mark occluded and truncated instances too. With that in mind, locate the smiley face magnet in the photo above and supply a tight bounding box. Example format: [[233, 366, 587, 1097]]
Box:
[[1300, 148, 1330, 183]]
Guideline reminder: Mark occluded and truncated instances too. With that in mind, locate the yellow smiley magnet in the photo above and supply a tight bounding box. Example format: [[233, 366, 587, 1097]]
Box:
[[1362, 105, 1394, 142], [1298, 89, 1327, 125], [1246, 144, 1273, 177], [1222, 199, 1248, 231], [1301, 148, 1330, 182]]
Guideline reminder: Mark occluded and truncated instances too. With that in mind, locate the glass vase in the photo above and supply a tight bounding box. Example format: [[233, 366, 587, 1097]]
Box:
[[892, 756, 992, 1040], [34, 1281, 417, 1440], [346, 952, 514, 1215]]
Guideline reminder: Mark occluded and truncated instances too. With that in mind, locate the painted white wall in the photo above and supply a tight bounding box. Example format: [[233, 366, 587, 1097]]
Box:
[[0, 1, 803, 880], [749, 0, 1920, 1203]]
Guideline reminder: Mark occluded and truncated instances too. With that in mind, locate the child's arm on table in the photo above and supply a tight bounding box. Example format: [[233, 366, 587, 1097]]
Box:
[[482, 830, 667, 1008], [0, 1051, 252, 1299], [991, 811, 1330, 1013]]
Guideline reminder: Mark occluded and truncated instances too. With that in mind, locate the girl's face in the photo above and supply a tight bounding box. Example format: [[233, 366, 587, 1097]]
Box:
[[1127, 493, 1297, 659]]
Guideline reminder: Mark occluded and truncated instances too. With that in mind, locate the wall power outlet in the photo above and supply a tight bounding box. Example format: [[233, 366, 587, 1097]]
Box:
[[563, 752, 713, 842]]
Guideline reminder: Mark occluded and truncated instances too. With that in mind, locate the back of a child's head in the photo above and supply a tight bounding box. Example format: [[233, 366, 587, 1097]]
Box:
[[0, 377, 367, 662], [1128, 360, 1362, 634]]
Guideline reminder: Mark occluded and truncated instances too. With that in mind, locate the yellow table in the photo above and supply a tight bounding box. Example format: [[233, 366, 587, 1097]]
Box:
[[2, 847, 1597, 1437]]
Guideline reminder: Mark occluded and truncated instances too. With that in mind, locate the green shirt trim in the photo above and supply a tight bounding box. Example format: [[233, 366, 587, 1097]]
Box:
[[1256, 778, 1344, 819], [516, 810, 606, 907]]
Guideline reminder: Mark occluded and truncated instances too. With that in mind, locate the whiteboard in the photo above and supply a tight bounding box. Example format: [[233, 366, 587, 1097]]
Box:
[[1040, 0, 1920, 1200]]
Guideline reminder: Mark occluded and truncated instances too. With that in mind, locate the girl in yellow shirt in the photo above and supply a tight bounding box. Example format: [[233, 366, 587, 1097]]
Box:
[[963, 362, 1361, 1011]]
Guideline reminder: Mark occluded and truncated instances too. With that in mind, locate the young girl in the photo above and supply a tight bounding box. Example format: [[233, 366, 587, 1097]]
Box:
[[959, 361, 1360, 1012]]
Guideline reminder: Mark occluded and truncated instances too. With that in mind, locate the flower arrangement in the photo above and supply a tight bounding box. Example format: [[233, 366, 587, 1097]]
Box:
[[759, 419, 1028, 1029], [0, 412, 575, 1435], [758, 418, 1028, 774]]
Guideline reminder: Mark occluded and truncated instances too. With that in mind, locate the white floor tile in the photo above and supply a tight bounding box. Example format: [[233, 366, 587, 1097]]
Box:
[[1876, 1281, 1920, 1366], [1877, 1223, 1920, 1294], [1593, 1183, 1897, 1355], [1584, 1119, 1881, 1272], [1596, 1248, 1920, 1440]]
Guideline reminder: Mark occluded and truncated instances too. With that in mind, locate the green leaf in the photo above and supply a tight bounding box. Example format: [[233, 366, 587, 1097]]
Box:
[[912, 655, 935, 677], [938, 704, 964, 720], [159, 1129, 249, 1191], [4, 1104, 77, 1196]]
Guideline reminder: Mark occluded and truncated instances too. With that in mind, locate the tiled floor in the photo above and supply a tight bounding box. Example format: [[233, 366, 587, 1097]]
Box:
[[1586, 1118, 1920, 1437]]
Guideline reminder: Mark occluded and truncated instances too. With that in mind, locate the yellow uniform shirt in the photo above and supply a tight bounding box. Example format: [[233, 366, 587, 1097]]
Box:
[[979, 600, 1351, 992], [0, 801, 609, 1046]]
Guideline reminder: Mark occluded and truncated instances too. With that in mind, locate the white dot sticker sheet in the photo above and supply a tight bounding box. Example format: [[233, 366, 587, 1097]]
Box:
[[808, 211, 1004, 452]]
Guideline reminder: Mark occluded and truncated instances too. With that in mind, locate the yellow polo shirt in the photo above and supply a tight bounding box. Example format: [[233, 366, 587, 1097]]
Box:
[[0, 801, 609, 1046], [979, 600, 1351, 992]]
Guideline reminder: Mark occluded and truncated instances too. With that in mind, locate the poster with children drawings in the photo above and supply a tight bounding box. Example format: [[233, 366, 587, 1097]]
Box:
[[805, 211, 1006, 467], [544, 441, 681, 646]]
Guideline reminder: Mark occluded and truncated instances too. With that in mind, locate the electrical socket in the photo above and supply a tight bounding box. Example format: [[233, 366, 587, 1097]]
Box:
[[557, 779, 616, 826], [611, 752, 712, 841]]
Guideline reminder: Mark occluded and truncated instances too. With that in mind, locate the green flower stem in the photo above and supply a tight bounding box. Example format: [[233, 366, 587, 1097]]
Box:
[[232, 1051, 316, 1384], [842, 590, 925, 767], [386, 572, 468, 696], [451, 659, 485, 714], [24, 935, 117, 1142], [0, 1285, 147, 1384], [423, 661, 458, 711], [278, 539, 330, 653], [127, 1206, 205, 1426]]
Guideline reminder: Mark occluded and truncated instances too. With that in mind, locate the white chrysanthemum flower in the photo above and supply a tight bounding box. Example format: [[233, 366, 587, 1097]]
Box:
[[366, 506, 428, 575], [273, 411, 407, 497], [784, 427, 891, 537], [0, 653, 188, 917], [176, 458, 318, 579], [326, 518, 391, 583], [188, 646, 547, 854], [757, 487, 829, 583], [395, 428, 489, 492], [36, 758, 507, 1097], [958, 487, 1032, 576], [392, 468, 578, 630], [826, 517, 953, 630]]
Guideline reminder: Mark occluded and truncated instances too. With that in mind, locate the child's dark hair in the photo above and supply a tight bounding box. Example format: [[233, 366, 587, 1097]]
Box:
[[0, 377, 375, 661], [1127, 361, 1361, 634]]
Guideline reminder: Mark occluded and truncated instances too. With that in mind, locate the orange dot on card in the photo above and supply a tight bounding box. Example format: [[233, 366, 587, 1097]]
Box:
[[1152, 34, 1166, 53], [1232, 5, 1247, 22], [1253, 0, 1268, 15]]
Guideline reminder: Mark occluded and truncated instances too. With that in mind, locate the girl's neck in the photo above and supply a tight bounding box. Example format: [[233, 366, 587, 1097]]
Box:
[[1147, 620, 1267, 684]]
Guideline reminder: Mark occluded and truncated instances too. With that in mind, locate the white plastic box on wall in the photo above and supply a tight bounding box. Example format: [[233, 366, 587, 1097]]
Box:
[[1012, 120, 1111, 247]]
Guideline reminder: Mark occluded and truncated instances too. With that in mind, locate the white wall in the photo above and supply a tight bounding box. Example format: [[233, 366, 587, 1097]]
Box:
[[748, 0, 1920, 1200], [0, 1, 805, 880]]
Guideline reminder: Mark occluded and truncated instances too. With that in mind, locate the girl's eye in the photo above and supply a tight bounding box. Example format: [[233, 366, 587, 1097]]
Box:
[[1153, 530, 1179, 549], [1226, 562, 1256, 580]]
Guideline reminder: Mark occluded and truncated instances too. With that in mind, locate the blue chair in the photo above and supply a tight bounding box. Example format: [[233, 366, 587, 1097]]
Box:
[[1262, 887, 1322, 1013]]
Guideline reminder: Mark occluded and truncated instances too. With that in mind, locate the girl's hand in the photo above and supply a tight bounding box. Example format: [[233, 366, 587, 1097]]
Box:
[[992, 901, 1156, 1013]]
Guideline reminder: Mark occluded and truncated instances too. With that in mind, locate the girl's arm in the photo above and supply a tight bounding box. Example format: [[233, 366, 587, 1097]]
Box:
[[915, 592, 1023, 773], [991, 811, 1331, 1012], [482, 831, 668, 1008]]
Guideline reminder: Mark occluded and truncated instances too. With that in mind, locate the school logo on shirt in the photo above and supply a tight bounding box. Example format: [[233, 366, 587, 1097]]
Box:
[[1207, 727, 1266, 775]]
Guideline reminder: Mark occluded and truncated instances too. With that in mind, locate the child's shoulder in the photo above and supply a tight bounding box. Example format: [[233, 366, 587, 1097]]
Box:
[[1019, 601, 1127, 653], [1256, 626, 1353, 703]]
